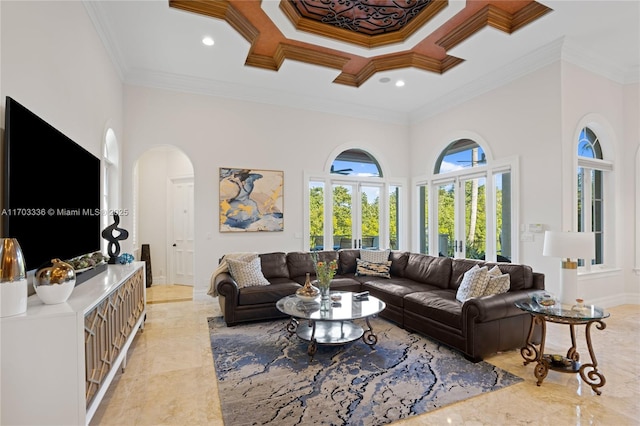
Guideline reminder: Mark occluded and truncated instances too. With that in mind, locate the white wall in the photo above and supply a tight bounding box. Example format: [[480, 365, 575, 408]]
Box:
[[560, 62, 637, 305], [122, 85, 410, 295], [410, 63, 563, 283], [409, 61, 639, 307], [0, 1, 123, 264], [0, 1, 123, 159]]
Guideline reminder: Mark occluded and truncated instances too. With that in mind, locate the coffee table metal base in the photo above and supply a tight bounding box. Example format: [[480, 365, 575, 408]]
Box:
[[286, 317, 378, 361]]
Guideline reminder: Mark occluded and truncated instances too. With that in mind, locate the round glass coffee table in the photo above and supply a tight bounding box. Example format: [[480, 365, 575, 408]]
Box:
[[276, 291, 386, 361], [515, 299, 609, 395]]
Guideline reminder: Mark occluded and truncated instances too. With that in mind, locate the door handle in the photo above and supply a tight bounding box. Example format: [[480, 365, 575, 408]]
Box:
[[172, 243, 177, 247]]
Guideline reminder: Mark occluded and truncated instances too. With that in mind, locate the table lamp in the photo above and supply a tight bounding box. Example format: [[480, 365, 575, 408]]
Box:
[[542, 231, 595, 304]]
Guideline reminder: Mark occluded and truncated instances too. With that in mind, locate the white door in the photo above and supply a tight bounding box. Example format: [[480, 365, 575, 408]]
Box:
[[169, 177, 194, 285]]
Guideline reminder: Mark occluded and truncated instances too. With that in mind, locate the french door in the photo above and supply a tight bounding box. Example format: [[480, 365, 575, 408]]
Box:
[[435, 174, 486, 260], [332, 182, 383, 249]]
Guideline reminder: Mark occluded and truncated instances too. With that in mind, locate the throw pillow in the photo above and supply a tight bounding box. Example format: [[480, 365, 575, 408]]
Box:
[[360, 249, 390, 264], [355, 259, 392, 278], [483, 266, 510, 296], [227, 256, 270, 288], [456, 265, 490, 303]]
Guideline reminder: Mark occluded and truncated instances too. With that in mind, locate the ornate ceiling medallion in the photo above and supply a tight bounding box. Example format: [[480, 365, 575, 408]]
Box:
[[168, 0, 552, 87], [282, 0, 445, 48]]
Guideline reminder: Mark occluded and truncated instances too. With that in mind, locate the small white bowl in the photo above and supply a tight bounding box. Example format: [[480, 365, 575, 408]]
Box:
[[296, 293, 319, 303]]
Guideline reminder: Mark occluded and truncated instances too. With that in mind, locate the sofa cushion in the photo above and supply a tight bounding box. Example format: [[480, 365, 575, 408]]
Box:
[[238, 281, 301, 305], [363, 278, 439, 307], [338, 249, 360, 275], [360, 249, 390, 263], [227, 256, 270, 288], [286, 252, 314, 278], [389, 251, 409, 277], [456, 265, 490, 302], [355, 259, 392, 278], [483, 266, 510, 296], [404, 254, 452, 288], [483, 262, 533, 291], [404, 290, 462, 329], [259, 252, 289, 279], [450, 258, 484, 289]]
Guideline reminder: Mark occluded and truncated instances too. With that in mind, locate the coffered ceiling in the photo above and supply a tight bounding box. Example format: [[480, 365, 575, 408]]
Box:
[[85, 0, 639, 123]]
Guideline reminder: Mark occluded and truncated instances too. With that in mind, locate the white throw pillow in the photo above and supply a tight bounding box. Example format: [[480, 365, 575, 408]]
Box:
[[227, 256, 270, 288], [360, 249, 390, 264], [483, 266, 510, 296], [456, 265, 490, 303]]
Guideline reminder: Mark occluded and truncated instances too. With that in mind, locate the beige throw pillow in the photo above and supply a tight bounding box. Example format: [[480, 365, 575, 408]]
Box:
[[360, 249, 390, 264], [483, 266, 510, 296], [456, 265, 490, 303], [227, 256, 270, 288]]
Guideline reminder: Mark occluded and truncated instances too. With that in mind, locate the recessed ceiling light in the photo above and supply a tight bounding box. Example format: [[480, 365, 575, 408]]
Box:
[[395, 80, 405, 87], [202, 36, 215, 46], [379, 77, 391, 83]]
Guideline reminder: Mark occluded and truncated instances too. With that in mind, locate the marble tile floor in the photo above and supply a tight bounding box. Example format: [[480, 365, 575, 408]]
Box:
[[91, 286, 640, 426]]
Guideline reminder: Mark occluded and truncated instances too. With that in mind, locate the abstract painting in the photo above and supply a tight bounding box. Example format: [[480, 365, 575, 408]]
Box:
[[219, 168, 284, 232]]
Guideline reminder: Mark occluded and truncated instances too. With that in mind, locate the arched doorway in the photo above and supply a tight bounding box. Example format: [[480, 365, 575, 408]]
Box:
[[135, 146, 195, 286]]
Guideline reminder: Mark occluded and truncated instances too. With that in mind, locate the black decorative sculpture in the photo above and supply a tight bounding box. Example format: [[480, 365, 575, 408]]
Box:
[[101, 213, 129, 264]]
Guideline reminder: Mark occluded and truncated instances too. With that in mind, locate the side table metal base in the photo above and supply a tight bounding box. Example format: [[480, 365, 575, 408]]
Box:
[[520, 314, 607, 395]]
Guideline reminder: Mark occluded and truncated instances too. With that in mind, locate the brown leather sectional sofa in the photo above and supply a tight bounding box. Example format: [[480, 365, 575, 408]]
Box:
[[213, 249, 544, 361]]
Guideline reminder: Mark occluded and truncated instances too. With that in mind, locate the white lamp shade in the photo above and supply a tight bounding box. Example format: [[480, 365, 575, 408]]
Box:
[[543, 231, 596, 260]]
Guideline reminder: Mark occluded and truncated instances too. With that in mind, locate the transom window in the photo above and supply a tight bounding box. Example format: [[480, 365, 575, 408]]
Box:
[[434, 139, 486, 174], [331, 148, 382, 177]]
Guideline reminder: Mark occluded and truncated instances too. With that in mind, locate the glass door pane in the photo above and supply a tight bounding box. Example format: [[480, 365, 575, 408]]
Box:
[[494, 172, 512, 262], [360, 185, 380, 249], [437, 182, 455, 257], [333, 184, 354, 249], [418, 185, 428, 254], [462, 176, 486, 260], [390, 185, 400, 250], [309, 182, 325, 251]]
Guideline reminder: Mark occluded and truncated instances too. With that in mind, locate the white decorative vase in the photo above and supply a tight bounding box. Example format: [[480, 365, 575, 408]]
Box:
[[0, 238, 28, 317], [33, 258, 76, 305]]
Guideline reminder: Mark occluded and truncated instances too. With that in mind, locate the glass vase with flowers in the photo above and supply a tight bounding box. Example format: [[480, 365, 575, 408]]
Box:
[[311, 252, 338, 301]]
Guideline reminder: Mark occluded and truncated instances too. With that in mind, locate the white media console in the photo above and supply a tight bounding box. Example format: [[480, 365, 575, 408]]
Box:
[[0, 262, 146, 425]]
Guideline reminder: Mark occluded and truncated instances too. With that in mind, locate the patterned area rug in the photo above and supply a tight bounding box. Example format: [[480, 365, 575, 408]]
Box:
[[208, 316, 522, 426]]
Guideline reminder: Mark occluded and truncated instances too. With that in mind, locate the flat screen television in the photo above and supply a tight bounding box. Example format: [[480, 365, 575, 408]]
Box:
[[2, 96, 101, 272]]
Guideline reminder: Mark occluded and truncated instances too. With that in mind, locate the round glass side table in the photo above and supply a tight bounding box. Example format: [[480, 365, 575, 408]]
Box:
[[515, 299, 609, 395]]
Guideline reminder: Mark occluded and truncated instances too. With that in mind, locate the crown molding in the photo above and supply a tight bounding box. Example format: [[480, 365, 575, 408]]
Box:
[[561, 39, 640, 85], [124, 68, 409, 125], [409, 37, 564, 123], [82, 0, 127, 81]]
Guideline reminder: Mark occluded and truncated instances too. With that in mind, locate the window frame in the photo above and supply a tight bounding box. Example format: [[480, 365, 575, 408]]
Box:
[[304, 147, 406, 251], [575, 126, 613, 272], [413, 137, 519, 262]]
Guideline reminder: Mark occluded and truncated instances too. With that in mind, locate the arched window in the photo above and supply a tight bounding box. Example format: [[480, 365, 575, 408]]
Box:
[[418, 137, 515, 262], [434, 139, 486, 174], [307, 148, 402, 251], [577, 126, 609, 266], [331, 148, 382, 177]]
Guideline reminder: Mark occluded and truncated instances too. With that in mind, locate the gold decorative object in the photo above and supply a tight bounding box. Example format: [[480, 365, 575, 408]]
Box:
[[296, 273, 319, 302], [0, 238, 28, 317], [33, 258, 76, 304]]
